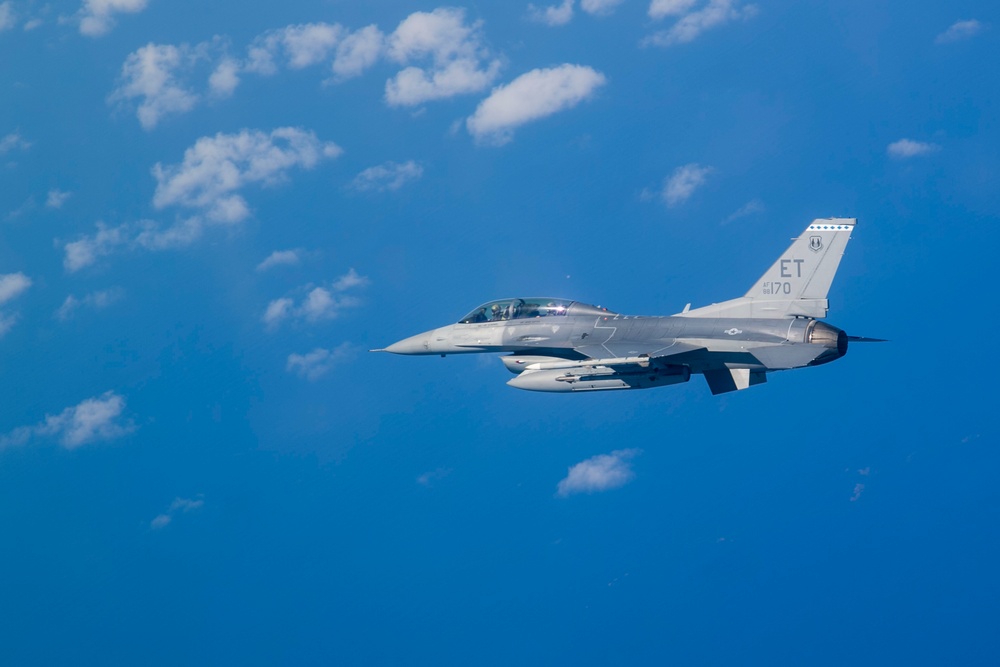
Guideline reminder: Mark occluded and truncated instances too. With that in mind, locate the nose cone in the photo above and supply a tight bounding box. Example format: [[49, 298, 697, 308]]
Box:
[[383, 332, 433, 355]]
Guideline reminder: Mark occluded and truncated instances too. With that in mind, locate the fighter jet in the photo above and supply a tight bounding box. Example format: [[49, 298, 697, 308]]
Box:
[[373, 218, 881, 394]]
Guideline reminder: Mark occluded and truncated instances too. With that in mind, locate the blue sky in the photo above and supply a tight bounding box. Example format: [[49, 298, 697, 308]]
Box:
[[1, 1, 999, 664]]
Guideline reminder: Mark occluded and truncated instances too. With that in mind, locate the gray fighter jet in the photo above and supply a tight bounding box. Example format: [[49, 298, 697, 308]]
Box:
[[374, 218, 881, 394]]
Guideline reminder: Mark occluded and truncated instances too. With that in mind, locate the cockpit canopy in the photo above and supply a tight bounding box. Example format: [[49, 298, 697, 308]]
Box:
[[457, 298, 612, 324]]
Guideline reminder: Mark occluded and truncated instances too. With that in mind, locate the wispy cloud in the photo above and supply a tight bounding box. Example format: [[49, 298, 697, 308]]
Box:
[[0, 2, 15, 31], [661, 163, 712, 206], [263, 269, 369, 329], [0, 272, 31, 305], [350, 160, 424, 192], [286, 343, 355, 380], [417, 467, 452, 487], [257, 249, 302, 272], [649, 0, 699, 19], [935, 19, 985, 44], [644, 0, 758, 47], [722, 198, 764, 224], [150, 495, 204, 530], [556, 448, 642, 497], [887, 138, 940, 159], [850, 483, 864, 502], [0, 272, 31, 338], [581, 0, 624, 16], [78, 0, 149, 37], [55, 288, 123, 321], [528, 0, 574, 27], [46, 189, 72, 209], [466, 64, 607, 145], [0, 391, 135, 450], [0, 132, 30, 153]]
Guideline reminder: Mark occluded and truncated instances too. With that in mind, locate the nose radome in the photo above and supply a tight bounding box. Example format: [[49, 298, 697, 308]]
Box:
[[383, 333, 431, 355]]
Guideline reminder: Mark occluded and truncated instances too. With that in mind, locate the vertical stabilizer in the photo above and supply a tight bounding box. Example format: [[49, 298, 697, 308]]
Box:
[[679, 218, 856, 319]]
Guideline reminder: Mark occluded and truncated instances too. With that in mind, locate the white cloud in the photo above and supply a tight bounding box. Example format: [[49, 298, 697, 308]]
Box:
[[556, 449, 642, 497], [721, 198, 764, 224], [280, 23, 344, 69], [935, 19, 984, 44], [466, 64, 606, 145], [528, 0, 574, 27], [62, 221, 130, 272], [331, 267, 368, 292], [286, 343, 355, 380], [649, 0, 698, 19], [23, 18, 42, 31], [245, 22, 345, 74], [56, 288, 123, 320], [850, 483, 864, 502], [350, 160, 423, 192], [887, 138, 940, 159], [208, 57, 241, 97], [109, 43, 201, 130], [644, 0, 758, 47], [61, 217, 209, 271], [263, 269, 368, 329], [384, 8, 501, 106], [152, 127, 342, 223], [0, 391, 135, 450], [150, 495, 204, 530], [46, 189, 72, 209], [0, 272, 29, 337], [257, 249, 302, 272], [132, 216, 205, 249], [0, 132, 30, 153], [0, 2, 15, 31], [0, 272, 31, 305], [581, 0, 624, 15], [332, 25, 385, 80], [79, 0, 149, 37], [662, 163, 712, 206]]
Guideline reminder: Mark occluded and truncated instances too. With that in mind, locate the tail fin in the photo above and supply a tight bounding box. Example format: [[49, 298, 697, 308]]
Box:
[[679, 217, 855, 319]]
